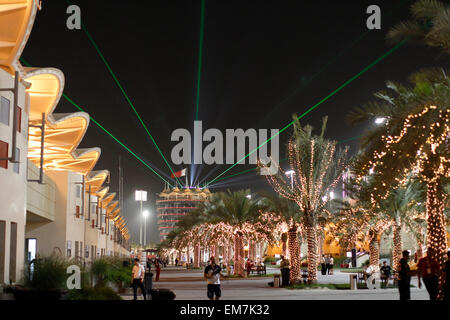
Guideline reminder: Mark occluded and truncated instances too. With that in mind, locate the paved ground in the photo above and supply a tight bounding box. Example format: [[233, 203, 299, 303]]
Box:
[[122, 267, 430, 300]]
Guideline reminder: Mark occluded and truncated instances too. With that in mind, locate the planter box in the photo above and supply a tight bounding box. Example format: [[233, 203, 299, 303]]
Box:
[[12, 287, 62, 300]]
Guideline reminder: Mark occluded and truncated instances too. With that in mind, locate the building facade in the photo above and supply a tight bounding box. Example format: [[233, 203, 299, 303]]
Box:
[[0, 0, 130, 286], [156, 187, 211, 241]]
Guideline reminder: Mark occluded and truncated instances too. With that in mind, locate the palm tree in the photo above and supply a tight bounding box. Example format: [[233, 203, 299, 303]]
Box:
[[261, 116, 349, 282], [262, 194, 304, 283], [378, 180, 426, 270], [348, 68, 449, 297], [205, 190, 270, 276], [387, 0, 450, 53]]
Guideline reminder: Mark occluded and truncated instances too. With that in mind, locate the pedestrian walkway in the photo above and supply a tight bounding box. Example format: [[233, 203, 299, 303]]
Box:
[[121, 268, 429, 300]]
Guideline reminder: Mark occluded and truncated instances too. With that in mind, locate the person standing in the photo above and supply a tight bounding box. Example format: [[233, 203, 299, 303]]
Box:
[[417, 248, 440, 301], [204, 256, 222, 300], [320, 255, 326, 275], [155, 259, 161, 282], [175, 257, 178, 266], [380, 261, 391, 287], [328, 256, 334, 275], [280, 255, 290, 287], [131, 258, 146, 300], [325, 255, 331, 275], [397, 250, 412, 300]]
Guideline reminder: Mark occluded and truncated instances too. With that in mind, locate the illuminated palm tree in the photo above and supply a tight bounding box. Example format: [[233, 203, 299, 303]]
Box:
[[348, 68, 449, 297], [260, 116, 349, 282], [261, 194, 304, 283]]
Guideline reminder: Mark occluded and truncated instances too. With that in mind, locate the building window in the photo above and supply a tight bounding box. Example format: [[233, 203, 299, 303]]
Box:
[[67, 240, 72, 257], [75, 185, 81, 198], [0, 96, 10, 126], [75, 205, 80, 218], [13, 148, 19, 174], [0, 140, 8, 169], [85, 245, 89, 258], [75, 241, 79, 258]]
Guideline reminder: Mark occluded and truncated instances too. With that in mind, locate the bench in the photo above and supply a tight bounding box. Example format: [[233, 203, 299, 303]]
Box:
[[249, 265, 266, 275]]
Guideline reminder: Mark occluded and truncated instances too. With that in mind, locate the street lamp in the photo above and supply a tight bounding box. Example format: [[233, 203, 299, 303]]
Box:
[[135, 190, 147, 246], [143, 210, 149, 247], [374, 117, 386, 125], [285, 170, 295, 189]]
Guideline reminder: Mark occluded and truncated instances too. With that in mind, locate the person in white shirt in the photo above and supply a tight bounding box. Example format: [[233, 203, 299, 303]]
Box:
[[328, 256, 334, 275], [131, 258, 146, 300], [204, 256, 222, 300]]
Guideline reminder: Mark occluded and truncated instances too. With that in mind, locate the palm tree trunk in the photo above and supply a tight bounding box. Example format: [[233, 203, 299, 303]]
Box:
[[234, 233, 245, 276], [223, 243, 228, 267], [214, 245, 218, 259], [288, 224, 301, 283], [306, 224, 318, 283], [186, 245, 190, 266], [392, 223, 402, 272], [425, 180, 447, 300], [368, 229, 380, 273], [281, 233, 287, 256], [194, 244, 200, 268]]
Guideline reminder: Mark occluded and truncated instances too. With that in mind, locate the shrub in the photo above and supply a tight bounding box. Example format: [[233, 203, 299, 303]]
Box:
[[67, 286, 122, 300], [22, 255, 70, 290], [264, 257, 276, 264], [90, 257, 132, 289]]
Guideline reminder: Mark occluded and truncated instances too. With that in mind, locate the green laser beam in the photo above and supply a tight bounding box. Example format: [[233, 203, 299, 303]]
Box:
[[195, 0, 206, 121], [260, 0, 408, 124], [62, 94, 175, 186], [65, 0, 183, 188], [20, 57, 174, 187], [205, 40, 407, 187], [208, 134, 361, 185]]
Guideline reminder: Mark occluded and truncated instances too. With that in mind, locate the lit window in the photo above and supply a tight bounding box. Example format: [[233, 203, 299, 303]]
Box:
[[67, 240, 72, 257]]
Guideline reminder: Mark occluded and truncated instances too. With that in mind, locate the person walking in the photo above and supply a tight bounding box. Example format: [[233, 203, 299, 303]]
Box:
[[204, 256, 222, 300], [175, 257, 178, 266], [397, 250, 412, 300], [280, 255, 290, 287], [417, 248, 440, 301], [328, 256, 334, 275], [131, 258, 146, 300], [155, 259, 161, 282], [320, 255, 326, 275]]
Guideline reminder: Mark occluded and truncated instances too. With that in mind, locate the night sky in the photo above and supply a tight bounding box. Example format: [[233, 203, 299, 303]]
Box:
[[22, 0, 447, 243]]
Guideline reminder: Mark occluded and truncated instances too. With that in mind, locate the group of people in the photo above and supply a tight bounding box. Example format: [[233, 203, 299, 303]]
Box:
[[320, 254, 334, 275], [245, 259, 264, 275], [397, 248, 450, 301]]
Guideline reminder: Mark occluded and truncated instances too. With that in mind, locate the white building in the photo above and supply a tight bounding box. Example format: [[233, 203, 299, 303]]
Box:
[[0, 0, 130, 286]]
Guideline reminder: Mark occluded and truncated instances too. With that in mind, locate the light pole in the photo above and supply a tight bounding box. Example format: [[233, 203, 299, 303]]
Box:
[[135, 190, 147, 246], [285, 170, 295, 189], [143, 210, 149, 246]]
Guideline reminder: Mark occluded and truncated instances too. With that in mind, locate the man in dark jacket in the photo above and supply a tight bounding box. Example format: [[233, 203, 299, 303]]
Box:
[[397, 250, 412, 300]]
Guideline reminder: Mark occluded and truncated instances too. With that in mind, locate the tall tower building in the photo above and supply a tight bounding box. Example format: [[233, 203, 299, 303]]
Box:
[[156, 187, 210, 242]]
